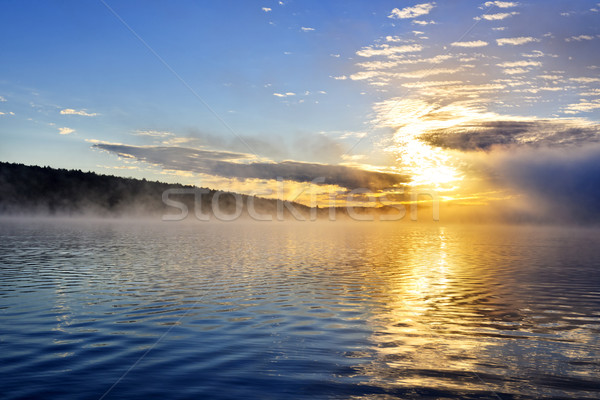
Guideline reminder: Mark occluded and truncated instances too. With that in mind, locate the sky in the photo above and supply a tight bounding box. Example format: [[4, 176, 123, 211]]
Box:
[[1, 1, 599, 219]]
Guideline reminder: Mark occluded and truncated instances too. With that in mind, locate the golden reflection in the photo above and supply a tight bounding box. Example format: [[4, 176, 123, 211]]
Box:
[[362, 227, 498, 393]]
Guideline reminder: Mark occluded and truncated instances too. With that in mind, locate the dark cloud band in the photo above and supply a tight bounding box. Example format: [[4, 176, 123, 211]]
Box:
[[419, 119, 600, 151], [93, 144, 408, 191]]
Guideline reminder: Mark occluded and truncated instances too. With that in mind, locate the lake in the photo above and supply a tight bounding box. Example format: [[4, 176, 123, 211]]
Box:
[[1, 218, 599, 399]]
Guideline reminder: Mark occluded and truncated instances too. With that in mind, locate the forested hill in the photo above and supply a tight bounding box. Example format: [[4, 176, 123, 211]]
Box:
[[0, 162, 311, 219]]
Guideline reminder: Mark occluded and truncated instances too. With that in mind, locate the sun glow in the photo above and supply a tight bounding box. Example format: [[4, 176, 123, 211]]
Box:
[[375, 98, 479, 191]]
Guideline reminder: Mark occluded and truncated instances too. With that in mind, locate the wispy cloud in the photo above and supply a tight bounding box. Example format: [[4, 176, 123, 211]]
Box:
[[451, 40, 488, 47], [0, 96, 6, 102], [502, 67, 529, 75], [497, 36, 539, 46], [356, 44, 423, 57], [565, 35, 595, 42], [134, 130, 174, 138], [388, 3, 435, 19], [261, 7, 271, 12], [483, 1, 519, 7], [59, 127, 75, 135], [480, 12, 519, 20], [60, 108, 98, 117], [498, 60, 542, 67], [300, 27, 315, 32], [412, 20, 436, 25], [273, 92, 296, 97], [563, 99, 600, 114], [570, 77, 600, 83]]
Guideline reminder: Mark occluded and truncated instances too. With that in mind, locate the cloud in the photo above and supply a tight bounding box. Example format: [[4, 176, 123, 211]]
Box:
[[483, 1, 518, 7], [565, 35, 595, 42], [502, 67, 529, 74], [496, 36, 539, 46], [482, 144, 600, 222], [480, 11, 519, 20], [0, 96, 6, 102], [60, 108, 98, 117], [93, 143, 408, 190], [570, 77, 600, 83], [563, 99, 600, 114], [451, 40, 489, 47], [300, 27, 315, 32], [59, 127, 75, 135], [273, 92, 296, 97], [412, 20, 436, 25], [395, 67, 464, 78], [419, 119, 600, 150], [355, 44, 423, 57], [262, 7, 271, 12], [388, 3, 435, 19], [134, 130, 174, 138], [498, 60, 542, 67], [521, 50, 546, 57]]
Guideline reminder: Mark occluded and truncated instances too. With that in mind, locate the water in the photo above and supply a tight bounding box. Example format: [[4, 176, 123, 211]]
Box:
[[1, 218, 600, 399]]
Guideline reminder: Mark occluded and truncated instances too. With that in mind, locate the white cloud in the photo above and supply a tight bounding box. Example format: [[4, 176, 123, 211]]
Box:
[[579, 89, 600, 96], [59, 127, 75, 135], [386, 35, 409, 42], [0, 96, 6, 102], [60, 108, 98, 117], [350, 71, 380, 81], [498, 60, 541, 67], [565, 35, 594, 42], [397, 54, 453, 64], [451, 40, 488, 47], [0, 111, 15, 116], [563, 99, 600, 113], [396, 67, 464, 79], [570, 77, 600, 83], [412, 20, 436, 25], [492, 26, 507, 31], [356, 44, 423, 57], [330, 53, 340, 58], [300, 27, 315, 32], [481, 11, 518, 20], [134, 130, 174, 137], [388, 3, 435, 19], [538, 74, 562, 80], [273, 92, 296, 97], [484, 1, 519, 7], [503, 68, 529, 75], [497, 36, 539, 46], [331, 75, 348, 80], [401, 80, 463, 88], [521, 50, 545, 58]]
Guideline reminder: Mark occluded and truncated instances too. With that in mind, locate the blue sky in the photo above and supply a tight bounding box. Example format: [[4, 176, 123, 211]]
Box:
[[1, 1, 599, 211]]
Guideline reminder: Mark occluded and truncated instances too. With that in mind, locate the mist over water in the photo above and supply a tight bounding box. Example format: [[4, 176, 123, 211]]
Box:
[[1, 218, 600, 399]]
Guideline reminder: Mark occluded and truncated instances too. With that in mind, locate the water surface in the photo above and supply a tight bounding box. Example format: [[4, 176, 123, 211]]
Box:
[[1, 218, 599, 399]]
